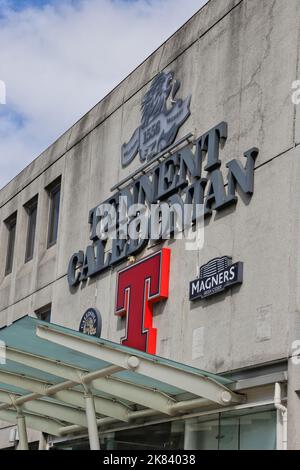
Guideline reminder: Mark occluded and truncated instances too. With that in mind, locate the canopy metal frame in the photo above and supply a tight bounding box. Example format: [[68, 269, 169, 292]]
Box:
[[0, 317, 245, 450]]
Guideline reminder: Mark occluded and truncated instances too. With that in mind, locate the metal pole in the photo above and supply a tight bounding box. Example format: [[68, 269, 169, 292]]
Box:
[[184, 420, 198, 450], [38, 433, 48, 451], [274, 383, 288, 450], [84, 393, 100, 450], [17, 414, 29, 450]]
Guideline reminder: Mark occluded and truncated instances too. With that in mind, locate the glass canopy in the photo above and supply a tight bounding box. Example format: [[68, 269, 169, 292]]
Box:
[[0, 316, 243, 449]]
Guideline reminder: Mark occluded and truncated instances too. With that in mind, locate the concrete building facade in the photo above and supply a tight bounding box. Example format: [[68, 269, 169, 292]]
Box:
[[0, 0, 300, 450]]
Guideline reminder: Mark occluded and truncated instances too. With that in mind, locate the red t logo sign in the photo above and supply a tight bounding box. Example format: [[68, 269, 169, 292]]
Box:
[[115, 248, 171, 354]]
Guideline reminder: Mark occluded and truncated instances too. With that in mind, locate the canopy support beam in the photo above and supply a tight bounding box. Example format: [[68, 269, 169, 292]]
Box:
[[0, 408, 66, 437], [0, 371, 131, 422], [1, 353, 175, 415], [36, 324, 243, 405], [84, 392, 100, 450], [17, 412, 29, 451], [38, 433, 48, 451], [0, 389, 88, 427]]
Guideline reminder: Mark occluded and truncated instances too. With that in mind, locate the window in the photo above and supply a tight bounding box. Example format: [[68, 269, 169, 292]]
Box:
[[35, 304, 51, 323], [184, 409, 276, 450], [24, 196, 38, 263], [47, 177, 61, 248], [4, 213, 17, 276], [49, 408, 277, 451]]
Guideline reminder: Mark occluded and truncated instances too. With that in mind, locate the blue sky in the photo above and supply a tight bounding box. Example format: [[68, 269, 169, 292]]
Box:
[[0, 0, 76, 9], [0, 0, 136, 14], [0, 0, 207, 188], [0, 0, 53, 14], [4, 0, 52, 8]]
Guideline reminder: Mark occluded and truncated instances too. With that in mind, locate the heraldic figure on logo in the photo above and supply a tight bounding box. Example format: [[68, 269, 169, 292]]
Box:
[[121, 71, 191, 167]]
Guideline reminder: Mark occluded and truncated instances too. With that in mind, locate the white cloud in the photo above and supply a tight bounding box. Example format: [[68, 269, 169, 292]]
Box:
[[0, 0, 208, 188]]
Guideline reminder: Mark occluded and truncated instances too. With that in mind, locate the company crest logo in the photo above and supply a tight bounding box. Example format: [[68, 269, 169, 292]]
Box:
[[115, 248, 171, 354], [79, 308, 102, 338], [189, 256, 243, 301], [121, 71, 191, 167]]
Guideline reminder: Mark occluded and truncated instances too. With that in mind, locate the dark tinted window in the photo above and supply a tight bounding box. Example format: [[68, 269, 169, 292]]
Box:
[[25, 196, 38, 262], [47, 178, 61, 248], [5, 213, 17, 275], [36, 304, 51, 323]]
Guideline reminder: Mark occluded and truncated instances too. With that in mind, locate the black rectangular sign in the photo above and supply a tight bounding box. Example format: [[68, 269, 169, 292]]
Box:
[[189, 261, 243, 301]]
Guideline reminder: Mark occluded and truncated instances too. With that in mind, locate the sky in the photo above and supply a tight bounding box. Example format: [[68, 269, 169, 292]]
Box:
[[0, 0, 208, 189]]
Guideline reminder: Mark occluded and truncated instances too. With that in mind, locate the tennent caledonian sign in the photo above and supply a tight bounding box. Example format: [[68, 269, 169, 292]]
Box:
[[68, 71, 258, 296]]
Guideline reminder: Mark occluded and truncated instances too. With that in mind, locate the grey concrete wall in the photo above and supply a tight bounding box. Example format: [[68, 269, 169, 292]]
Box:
[[1, 0, 300, 447]]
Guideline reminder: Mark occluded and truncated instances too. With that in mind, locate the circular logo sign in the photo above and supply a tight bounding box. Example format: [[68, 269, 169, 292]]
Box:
[[79, 308, 102, 338]]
